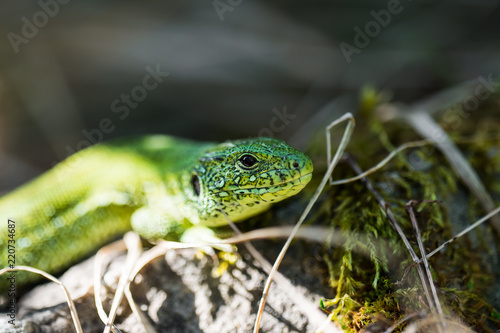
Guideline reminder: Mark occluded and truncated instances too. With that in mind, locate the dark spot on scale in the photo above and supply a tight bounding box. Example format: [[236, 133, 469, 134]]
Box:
[[254, 201, 260, 204]]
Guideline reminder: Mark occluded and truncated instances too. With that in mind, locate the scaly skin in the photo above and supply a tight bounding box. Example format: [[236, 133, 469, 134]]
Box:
[[0, 135, 313, 293]]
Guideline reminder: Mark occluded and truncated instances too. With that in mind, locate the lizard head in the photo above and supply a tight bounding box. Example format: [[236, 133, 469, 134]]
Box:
[[189, 137, 313, 226]]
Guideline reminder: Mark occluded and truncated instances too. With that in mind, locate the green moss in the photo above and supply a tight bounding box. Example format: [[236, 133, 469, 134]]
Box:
[[309, 91, 500, 332]]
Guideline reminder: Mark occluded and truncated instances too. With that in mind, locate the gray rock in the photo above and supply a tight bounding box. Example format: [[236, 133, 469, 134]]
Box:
[[1, 241, 333, 333]]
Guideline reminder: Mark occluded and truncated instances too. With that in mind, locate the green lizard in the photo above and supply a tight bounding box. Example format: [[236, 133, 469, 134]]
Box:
[[0, 135, 313, 293]]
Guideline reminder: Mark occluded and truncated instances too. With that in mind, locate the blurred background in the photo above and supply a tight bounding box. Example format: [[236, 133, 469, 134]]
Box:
[[0, 0, 499, 193]]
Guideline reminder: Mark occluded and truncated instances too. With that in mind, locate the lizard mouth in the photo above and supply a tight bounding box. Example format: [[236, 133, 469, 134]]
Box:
[[249, 171, 313, 202], [298, 172, 313, 183], [222, 171, 313, 195], [266, 172, 313, 193]]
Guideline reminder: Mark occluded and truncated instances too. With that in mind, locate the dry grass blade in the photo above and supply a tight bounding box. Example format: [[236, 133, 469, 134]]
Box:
[[120, 238, 213, 332], [422, 205, 500, 262], [124, 287, 158, 333], [94, 238, 127, 325], [253, 113, 355, 333], [406, 201, 445, 331], [102, 232, 143, 333], [224, 225, 336, 244], [411, 79, 487, 117], [331, 139, 432, 186], [93, 232, 144, 333], [0, 266, 83, 333], [343, 157, 435, 311], [402, 110, 500, 235], [220, 211, 343, 333]]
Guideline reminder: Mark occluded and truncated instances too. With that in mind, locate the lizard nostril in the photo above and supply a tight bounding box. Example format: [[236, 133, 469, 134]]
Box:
[[292, 161, 300, 169]]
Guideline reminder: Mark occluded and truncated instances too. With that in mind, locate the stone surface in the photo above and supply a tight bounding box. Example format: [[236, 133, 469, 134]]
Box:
[[0, 240, 334, 333]]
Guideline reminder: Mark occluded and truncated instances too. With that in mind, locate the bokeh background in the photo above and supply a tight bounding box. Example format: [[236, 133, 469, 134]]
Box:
[[0, 0, 499, 192]]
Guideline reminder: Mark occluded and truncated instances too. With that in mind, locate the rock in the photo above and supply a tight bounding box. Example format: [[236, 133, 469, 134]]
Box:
[[1, 241, 334, 333]]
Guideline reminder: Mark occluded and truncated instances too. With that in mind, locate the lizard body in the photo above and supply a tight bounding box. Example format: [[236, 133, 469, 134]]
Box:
[[0, 135, 313, 293]]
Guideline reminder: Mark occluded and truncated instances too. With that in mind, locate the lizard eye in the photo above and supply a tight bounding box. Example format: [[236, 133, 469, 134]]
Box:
[[238, 154, 258, 169], [191, 174, 200, 196]]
